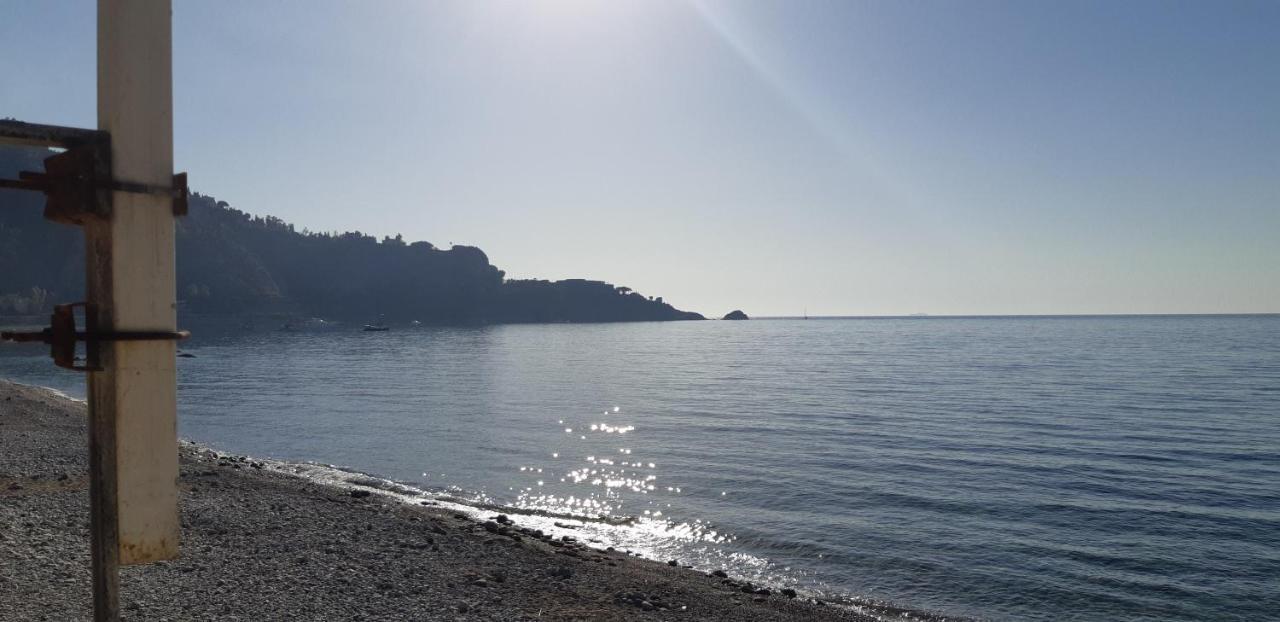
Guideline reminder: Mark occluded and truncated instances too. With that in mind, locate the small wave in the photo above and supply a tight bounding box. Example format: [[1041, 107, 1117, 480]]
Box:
[[24, 382, 88, 404], [178, 440, 968, 620]]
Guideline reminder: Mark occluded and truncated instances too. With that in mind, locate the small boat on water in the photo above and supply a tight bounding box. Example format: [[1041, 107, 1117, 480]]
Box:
[[362, 314, 389, 332]]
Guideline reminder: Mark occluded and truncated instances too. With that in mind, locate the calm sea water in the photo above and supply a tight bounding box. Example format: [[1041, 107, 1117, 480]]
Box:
[[3, 315, 1278, 621]]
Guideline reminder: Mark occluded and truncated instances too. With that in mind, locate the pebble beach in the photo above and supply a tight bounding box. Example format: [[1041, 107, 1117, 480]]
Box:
[[0, 380, 878, 621]]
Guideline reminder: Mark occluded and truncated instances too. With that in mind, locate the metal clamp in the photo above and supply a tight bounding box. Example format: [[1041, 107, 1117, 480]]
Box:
[[0, 302, 189, 372], [0, 119, 188, 223]]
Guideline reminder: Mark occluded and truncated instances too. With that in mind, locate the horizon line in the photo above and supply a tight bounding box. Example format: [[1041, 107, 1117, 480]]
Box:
[[751, 312, 1280, 319]]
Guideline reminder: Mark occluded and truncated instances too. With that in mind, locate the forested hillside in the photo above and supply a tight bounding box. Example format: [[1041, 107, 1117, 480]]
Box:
[[0, 147, 703, 323]]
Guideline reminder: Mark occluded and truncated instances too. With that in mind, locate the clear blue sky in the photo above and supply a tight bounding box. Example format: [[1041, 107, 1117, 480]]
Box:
[[3, 0, 1277, 316]]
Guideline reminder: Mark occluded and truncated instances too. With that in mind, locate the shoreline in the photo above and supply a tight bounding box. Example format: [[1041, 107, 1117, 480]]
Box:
[[0, 379, 896, 621]]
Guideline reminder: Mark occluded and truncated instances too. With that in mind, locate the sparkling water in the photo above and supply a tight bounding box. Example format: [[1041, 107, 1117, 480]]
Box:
[[3, 315, 1277, 621]]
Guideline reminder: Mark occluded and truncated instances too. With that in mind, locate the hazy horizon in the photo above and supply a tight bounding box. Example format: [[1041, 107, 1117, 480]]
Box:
[[3, 0, 1277, 317]]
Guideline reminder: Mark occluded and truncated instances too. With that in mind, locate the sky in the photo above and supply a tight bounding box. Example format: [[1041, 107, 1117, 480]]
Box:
[[2, 0, 1277, 316]]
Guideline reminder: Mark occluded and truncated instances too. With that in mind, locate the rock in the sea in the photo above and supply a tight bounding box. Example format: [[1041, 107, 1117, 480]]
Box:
[[782, 588, 798, 599], [722, 310, 749, 320]]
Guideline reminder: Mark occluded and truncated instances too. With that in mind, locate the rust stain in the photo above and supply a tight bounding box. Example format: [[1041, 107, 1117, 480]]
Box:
[[119, 536, 177, 566]]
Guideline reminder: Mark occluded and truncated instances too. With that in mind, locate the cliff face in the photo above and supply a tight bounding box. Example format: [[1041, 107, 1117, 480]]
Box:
[[0, 147, 704, 323]]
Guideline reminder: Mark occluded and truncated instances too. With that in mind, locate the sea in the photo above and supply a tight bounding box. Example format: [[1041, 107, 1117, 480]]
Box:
[[2, 314, 1277, 621]]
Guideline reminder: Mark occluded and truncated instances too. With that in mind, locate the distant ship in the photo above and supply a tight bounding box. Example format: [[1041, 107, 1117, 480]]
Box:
[[363, 315, 389, 332]]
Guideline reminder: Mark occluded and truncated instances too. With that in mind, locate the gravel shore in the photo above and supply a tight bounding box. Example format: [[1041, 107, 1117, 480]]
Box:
[[0, 380, 876, 621]]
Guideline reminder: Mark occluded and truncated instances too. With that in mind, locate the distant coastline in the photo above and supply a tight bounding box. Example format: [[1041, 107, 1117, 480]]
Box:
[[0, 146, 704, 325]]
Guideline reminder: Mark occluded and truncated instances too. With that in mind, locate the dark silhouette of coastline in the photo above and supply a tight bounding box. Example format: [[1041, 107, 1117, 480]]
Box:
[[0, 147, 703, 324]]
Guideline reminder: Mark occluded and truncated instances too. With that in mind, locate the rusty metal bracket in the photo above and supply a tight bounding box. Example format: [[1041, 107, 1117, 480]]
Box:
[[0, 119, 106, 149], [0, 119, 188, 221], [0, 302, 189, 372]]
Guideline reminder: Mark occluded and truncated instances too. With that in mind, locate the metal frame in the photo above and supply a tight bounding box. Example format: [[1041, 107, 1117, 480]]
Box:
[[1, 302, 189, 371], [0, 119, 188, 220]]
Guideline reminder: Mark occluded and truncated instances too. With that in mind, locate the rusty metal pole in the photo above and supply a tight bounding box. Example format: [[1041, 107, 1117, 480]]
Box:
[[89, 2, 180, 620]]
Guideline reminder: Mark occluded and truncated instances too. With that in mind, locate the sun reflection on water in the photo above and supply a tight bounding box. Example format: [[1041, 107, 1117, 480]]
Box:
[[507, 405, 727, 549]]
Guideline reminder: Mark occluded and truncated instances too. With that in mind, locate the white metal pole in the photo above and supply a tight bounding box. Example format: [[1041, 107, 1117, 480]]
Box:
[[89, 1, 179, 618]]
